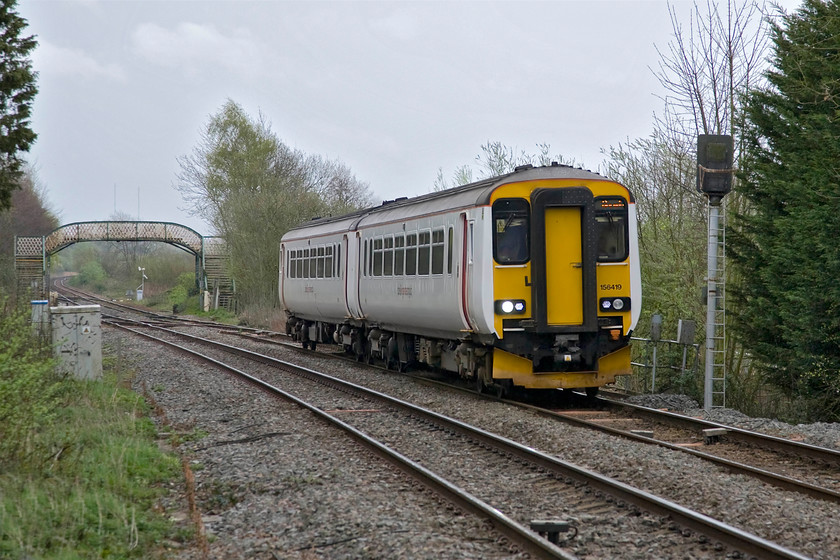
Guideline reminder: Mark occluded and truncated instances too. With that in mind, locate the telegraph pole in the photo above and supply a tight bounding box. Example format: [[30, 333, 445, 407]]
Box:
[[697, 135, 734, 411]]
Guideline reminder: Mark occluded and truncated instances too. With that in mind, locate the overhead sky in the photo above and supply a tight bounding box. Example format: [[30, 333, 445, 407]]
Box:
[[20, 0, 799, 235]]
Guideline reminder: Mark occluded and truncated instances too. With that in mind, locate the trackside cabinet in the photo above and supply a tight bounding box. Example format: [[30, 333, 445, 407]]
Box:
[[50, 305, 103, 380]]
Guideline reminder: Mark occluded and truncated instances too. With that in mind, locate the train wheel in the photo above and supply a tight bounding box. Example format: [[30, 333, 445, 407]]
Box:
[[495, 380, 512, 400], [475, 375, 485, 394], [585, 387, 599, 399]]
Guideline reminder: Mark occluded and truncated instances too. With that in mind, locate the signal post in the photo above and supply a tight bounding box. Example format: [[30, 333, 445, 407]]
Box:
[[697, 135, 734, 411]]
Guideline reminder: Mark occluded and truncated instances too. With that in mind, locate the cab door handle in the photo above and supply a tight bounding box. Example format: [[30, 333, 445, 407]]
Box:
[[571, 262, 582, 268]]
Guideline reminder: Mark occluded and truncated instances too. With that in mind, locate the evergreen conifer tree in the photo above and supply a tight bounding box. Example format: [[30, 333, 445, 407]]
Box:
[[731, 0, 840, 418], [0, 0, 37, 211]]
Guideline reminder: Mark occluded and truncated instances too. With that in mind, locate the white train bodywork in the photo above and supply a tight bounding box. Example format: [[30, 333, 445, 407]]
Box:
[[280, 165, 641, 392]]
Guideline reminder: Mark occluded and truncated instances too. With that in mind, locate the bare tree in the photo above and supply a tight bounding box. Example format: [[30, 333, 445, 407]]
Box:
[[304, 154, 373, 216], [653, 0, 769, 139], [101, 210, 158, 277], [433, 141, 577, 192], [602, 0, 772, 395], [0, 167, 59, 290]]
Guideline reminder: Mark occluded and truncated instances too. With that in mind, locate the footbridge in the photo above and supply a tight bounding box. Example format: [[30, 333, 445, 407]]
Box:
[[15, 221, 235, 310]]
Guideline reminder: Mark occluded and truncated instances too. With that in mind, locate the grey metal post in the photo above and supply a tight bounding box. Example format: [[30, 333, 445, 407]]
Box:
[[704, 202, 720, 410], [677, 319, 695, 381], [697, 134, 733, 411], [651, 342, 658, 393], [649, 314, 662, 394]]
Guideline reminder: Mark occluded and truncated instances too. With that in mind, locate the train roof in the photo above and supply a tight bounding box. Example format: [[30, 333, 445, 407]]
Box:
[[281, 164, 627, 241]]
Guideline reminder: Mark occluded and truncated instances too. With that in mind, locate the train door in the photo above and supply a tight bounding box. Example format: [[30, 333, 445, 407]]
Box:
[[544, 207, 583, 325], [279, 244, 287, 310], [458, 212, 476, 331], [345, 232, 363, 319], [530, 187, 597, 334]]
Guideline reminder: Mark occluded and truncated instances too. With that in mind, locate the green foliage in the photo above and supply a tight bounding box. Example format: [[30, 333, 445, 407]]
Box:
[[0, 1, 38, 212], [176, 99, 373, 309], [167, 273, 200, 313], [730, 0, 840, 421], [0, 345, 184, 558], [0, 297, 63, 468], [168, 284, 188, 311], [75, 260, 107, 291], [175, 271, 198, 295], [58, 242, 194, 305], [56, 243, 101, 276]]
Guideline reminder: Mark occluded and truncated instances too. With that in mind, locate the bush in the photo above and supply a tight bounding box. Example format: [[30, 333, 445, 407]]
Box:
[[0, 297, 64, 469], [176, 271, 199, 297], [0, 329, 186, 557], [76, 261, 107, 292], [168, 284, 188, 313]]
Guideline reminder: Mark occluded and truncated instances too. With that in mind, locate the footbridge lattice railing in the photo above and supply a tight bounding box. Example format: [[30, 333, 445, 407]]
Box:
[[15, 221, 234, 311]]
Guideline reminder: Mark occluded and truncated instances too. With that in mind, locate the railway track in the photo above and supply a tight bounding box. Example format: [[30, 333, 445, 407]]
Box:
[[53, 283, 840, 557], [107, 317, 811, 560], [226, 327, 840, 507], [545, 399, 840, 502], [56, 281, 840, 504]]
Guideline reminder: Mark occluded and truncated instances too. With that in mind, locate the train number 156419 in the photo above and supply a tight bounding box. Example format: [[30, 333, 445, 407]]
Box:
[[600, 283, 622, 291]]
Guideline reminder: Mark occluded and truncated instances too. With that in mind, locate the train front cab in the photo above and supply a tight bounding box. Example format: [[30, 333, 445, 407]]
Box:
[[489, 177, 639, 391]]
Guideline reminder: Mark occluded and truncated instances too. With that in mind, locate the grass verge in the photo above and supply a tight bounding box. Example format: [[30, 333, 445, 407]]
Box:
[[0, 348, 189, 559]]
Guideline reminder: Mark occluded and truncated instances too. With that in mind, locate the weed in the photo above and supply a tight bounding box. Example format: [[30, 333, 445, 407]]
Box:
[[0, 300, 188, 558]]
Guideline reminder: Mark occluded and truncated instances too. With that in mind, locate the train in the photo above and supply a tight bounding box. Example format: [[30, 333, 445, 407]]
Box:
[[279, 163, 641, 396]]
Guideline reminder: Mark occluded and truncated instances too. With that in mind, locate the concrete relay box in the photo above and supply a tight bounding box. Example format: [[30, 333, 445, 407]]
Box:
[[50, 305, 103, 380]]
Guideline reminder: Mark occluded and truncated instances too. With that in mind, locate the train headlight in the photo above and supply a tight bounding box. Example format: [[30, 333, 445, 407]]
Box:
[[600, 297, 631, 312], [495, 299, 527, 315]]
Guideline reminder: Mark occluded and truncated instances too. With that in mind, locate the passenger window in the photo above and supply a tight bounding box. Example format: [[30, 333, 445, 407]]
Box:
[[492, 199, 530, 264], [364, 240, 369, 277], [317, 246, 325, 278], [418, 231, 431, 275], [406, 233, 417, 275], [394, 235, 405, 275], [447, 227, 453, 274], [373, 238, 383, 276], [431, 229, 444, 274], [325, 246, 333, 278], [384, 236, 394, 276], [595, 198, 628, 261]]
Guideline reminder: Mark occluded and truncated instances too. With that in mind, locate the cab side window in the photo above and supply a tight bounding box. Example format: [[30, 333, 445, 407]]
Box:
[[595, 198, 628, 261], [493, 199, 530, 264]]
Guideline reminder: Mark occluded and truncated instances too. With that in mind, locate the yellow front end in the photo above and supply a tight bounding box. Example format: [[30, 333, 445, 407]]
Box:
[[489, 177, 634, 390]]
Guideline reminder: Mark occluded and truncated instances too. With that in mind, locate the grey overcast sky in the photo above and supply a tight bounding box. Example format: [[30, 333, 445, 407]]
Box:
[[20, 0, 799, 235]]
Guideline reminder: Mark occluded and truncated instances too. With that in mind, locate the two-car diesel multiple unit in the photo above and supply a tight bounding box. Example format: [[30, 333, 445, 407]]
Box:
[[279, 163, 641, 394]]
